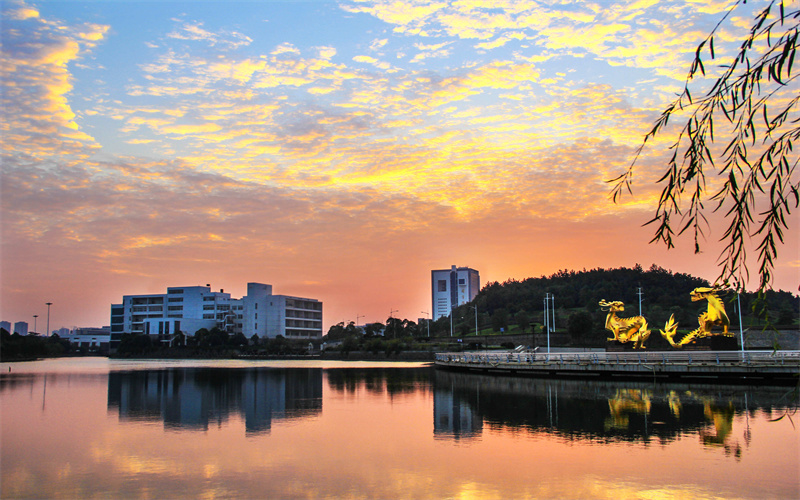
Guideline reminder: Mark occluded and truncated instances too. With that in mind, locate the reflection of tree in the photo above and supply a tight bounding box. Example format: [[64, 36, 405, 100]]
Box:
[[432, 369, 790, 453], [325, 367, 434, 397]]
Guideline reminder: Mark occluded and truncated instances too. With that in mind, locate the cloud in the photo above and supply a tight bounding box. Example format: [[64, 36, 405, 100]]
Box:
[[167, 21, 252, 49], [1, 1, 108, 161], [3, 0, 796, 330]]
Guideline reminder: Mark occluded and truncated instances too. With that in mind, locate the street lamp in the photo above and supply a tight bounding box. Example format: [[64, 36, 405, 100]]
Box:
[[450, 308, 453, 337], [469, 305, 478, 336], [45, 302, 53, 337], [637, 287, 644, 316], [389, 309, 398, 338], [737, 291, 745, 354], [544, 293, 553, 354]]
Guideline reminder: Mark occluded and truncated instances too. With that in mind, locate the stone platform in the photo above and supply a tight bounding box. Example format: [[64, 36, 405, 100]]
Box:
[[434, 350, 800, 384]]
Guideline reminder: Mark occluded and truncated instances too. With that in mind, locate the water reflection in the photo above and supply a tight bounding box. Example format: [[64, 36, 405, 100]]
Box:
[[107, 368, 322, 434], [431, 369, 793, 456], [325, 366, 432, 396], [2, 361, 798, 499]]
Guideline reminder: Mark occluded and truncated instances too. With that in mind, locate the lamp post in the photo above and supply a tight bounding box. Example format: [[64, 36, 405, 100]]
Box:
[[637, 287, 644, 316], [421, 311, 430, 337], [737, 292, 745, 354], [449, 304, 454, 337], [544, 293, 553, 354], [33, 315, 38, 335], [389, 309, 398, 339], [45, 302, 53, 337]]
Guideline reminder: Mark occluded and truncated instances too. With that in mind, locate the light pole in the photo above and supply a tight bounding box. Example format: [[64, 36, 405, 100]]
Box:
[[544, 293, 552, 354], [421, 311, 430, 337], [33, 315, 38, 335], [45, 302, 53, 337], [450, 309, 453, 337], [737, 292, 745, 354], [389, 309, 398, 338], [637, 287, 644, 316]]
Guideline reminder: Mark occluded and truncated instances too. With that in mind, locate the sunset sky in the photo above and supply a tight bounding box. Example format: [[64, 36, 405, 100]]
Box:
[[2, 0, 798, 333]]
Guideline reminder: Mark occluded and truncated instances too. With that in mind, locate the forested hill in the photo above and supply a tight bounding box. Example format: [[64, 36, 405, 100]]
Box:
[[454, 265, 798, 330]]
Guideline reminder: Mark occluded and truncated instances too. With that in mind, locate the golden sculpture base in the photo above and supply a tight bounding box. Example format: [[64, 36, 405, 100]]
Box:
[[681, 336, 739, 351], [605, 341, 638, 352]]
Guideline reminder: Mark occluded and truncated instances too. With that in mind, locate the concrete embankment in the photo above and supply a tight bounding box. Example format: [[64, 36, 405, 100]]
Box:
[[435, 350, 800, 384]]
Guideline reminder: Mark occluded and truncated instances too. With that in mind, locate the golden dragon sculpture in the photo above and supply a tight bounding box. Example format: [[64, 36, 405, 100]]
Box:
[[599, 299, 650, 349], [661, 286, 733, 348]]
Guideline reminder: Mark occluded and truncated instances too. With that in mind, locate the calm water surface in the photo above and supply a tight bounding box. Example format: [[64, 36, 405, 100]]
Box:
[[1, 358, 798, 499]]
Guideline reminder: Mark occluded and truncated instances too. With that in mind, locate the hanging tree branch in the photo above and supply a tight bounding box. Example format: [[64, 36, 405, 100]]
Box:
[[611, 0, 800, 291]]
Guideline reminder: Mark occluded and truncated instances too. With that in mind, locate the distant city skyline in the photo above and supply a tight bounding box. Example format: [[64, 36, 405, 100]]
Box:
[[2, 0, 797, 333]]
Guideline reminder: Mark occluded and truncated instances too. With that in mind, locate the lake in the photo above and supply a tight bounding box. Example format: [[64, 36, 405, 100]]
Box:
[[1, 358, 798, 499]]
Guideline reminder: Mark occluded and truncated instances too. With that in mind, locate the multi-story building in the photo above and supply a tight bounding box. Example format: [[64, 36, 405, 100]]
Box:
[[0, 321, 11, 333], [431, 265, 480, 319], [65, 327, 111, 353], [110, 282, 322, 348], [13, 321, 28, 335]]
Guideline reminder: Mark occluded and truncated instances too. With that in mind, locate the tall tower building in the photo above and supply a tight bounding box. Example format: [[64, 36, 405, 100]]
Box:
[[431, 265, 480, 319]]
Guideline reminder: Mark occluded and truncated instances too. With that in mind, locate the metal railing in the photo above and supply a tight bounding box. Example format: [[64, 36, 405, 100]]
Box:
[[435, 350, 800, 366]]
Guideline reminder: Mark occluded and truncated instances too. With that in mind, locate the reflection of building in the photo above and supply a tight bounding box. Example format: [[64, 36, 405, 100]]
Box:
[[431, 265, 480, 319], [431, 369, 760, 456], [433, 390, 482, 440], [107, 368, 323, 434], [109, 282, 323, 348]]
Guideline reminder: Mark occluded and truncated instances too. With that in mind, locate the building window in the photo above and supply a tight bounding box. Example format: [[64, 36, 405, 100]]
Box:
[[458, 278, 465, 285], [168, 297, 183, 302], [438, 280, 447, 292], [168, 289, 183, 294]]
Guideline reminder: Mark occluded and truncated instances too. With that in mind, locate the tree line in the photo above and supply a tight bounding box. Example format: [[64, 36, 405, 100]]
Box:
[[326, 265, 798, 347]]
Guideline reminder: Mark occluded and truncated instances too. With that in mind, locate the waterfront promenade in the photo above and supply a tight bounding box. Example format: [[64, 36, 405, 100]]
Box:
[[434, 350, 800, 383]]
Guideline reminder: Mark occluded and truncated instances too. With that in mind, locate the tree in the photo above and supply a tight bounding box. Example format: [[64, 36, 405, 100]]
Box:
[[385, 317, 404, 339], [567, 311, 594, 340], [491, 308, 509, 332], [515, 311, 531, 333], [611, 0, 799, 292], [364, 322, 384, 337], [325, 322, 347, 341]]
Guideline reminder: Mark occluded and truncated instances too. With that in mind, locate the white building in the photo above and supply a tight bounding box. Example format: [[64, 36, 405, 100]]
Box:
[[65, 327, 111, 352], [431, 265, 480, 320], [13, 321, 28, 335], [110, 282, 322, 348]]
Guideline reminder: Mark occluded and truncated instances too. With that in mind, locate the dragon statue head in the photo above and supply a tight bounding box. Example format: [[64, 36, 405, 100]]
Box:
[[598, 299, 625, 312]]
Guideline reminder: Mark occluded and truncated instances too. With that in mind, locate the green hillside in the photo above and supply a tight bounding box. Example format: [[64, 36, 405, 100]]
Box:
[[432, 265, 798, 347]]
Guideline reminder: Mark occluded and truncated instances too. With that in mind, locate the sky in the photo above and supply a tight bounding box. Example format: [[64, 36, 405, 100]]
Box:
[[2, 0, 798, 333]]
